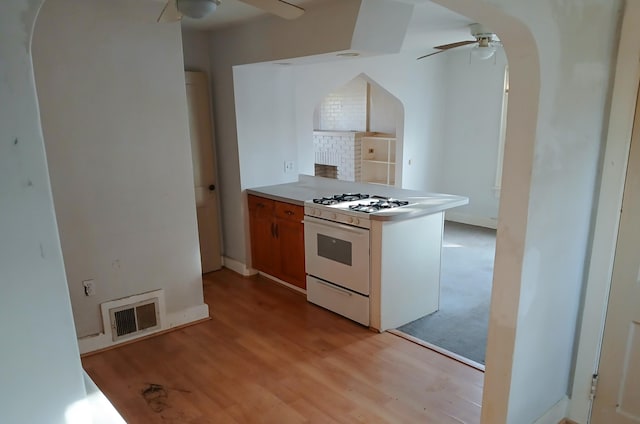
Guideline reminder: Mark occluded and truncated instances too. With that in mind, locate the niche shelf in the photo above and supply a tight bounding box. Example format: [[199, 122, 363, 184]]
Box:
[[361, 134, 396, 186]]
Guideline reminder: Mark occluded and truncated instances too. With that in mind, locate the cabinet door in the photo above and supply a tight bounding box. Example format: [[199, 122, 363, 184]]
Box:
[[276, 217, 306, 289], [248, 196, 277, 275]]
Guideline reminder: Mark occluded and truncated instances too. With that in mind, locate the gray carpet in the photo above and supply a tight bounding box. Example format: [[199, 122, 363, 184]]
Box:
[[397, 221, 496, 365]]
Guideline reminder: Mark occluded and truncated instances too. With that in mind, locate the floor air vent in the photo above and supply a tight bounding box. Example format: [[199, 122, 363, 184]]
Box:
[[109, 298, 160, 341]]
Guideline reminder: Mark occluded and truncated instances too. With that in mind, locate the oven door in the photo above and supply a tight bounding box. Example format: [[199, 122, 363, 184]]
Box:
[[303, 216, 370, 295]]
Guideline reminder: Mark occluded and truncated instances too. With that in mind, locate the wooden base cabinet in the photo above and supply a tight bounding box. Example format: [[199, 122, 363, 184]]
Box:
[[248, 195, 306, 289]]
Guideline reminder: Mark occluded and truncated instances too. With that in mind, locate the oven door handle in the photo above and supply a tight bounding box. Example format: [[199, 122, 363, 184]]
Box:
[[315, 279, 353, 297], [303, 216, 369, 236]]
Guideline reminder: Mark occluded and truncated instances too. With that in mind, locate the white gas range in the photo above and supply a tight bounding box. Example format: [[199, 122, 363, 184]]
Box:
[[303, 193, 414, 326], [304, 193, 412, 228]]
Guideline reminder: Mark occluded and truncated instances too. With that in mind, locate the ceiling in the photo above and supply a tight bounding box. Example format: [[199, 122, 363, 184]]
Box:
[[180, 0, 327, 30], [180, 0, 475, 56]]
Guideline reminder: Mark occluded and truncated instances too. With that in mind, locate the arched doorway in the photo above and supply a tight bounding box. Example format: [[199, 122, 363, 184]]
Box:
[[427, 1, 541, 422]]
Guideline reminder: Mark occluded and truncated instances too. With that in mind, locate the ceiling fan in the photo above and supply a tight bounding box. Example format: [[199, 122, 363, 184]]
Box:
[[158, 0, 305, 23], [417, 23, 501, 61]]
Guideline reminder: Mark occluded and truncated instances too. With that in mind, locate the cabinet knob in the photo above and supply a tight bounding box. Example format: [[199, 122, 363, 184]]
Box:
[[209, 184, 215, 191], [285, 210, 294, 216]]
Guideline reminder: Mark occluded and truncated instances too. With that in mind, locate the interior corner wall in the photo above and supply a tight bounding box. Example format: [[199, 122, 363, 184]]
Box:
[[369, 82, 402, 135], [32, 0, 206, 339], [439, 47, 507, 226], [182, 29, 212, 77], [1, 1, 87, 422]]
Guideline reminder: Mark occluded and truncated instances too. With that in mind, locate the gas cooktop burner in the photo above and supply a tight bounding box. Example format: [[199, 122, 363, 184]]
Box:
[[312, 193, 370, 205], [348, 199, 410, 213]]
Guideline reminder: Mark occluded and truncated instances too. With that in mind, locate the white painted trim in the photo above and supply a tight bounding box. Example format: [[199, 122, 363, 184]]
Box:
[[388, 329, 485, 372], [532, 396, 569, 424], [258, 272, 307, 295], [569, 2, 640, 423], [77, 303, 210, 354], [445, 212, 498, 230], [166, 304, 210, 328], [222, 256, 256, 276], [494, 65, 509, 201]]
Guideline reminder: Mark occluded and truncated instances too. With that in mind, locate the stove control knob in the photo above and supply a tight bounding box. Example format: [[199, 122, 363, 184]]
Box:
[[331, 213, 337, 220], [354, 218, 360, 225], [348, 217, 354, 224]]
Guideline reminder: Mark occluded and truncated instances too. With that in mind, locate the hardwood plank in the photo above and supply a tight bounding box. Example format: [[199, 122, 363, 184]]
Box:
[[82, 268, 484, 423]]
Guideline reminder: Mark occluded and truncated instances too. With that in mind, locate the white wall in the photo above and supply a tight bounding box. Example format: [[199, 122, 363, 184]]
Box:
[[490, 2, 619, 423], [233, 51, 448, 193], [32, 0, 208, 340], [234, 64, 298, 189], [293, 53, 448, 192], [369, 82, 402, 135], [206, 0, 363, 263], [427, 0, 622, 422], [0, 1, 87, 422], [440, 47, 507, 227]]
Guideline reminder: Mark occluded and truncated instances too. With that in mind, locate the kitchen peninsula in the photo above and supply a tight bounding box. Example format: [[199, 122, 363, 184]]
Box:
[[247, 175, 468, 332]]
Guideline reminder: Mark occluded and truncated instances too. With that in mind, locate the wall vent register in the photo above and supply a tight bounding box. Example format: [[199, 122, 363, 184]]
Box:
[[109, 298, 160, 341]]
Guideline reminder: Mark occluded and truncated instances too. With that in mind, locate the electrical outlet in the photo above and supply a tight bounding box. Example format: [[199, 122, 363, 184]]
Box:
[[284, 160, 295, 173], [82, 279, 96, 296]]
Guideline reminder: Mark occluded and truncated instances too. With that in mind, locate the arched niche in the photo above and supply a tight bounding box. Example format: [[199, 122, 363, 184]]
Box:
[[311, 73, 405, 186]]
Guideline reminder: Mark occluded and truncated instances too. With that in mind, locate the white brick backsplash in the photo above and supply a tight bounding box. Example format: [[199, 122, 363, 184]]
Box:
[[317, 78, 367, 132]]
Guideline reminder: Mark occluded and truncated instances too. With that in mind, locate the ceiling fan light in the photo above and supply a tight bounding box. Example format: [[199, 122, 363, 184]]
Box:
[[471, 45, 496, 61], [177, 0, 219, 19]]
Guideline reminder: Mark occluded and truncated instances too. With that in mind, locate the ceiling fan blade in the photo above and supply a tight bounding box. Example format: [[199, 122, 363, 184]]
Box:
[[238, 0, 305, 20], [416, 49, 448, 60], [433, 40, 477, 51], [158, 0, 182, 23]]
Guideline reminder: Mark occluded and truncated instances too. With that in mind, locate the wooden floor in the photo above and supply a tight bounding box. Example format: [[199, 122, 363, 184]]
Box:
[[83, 269, 483, 423]]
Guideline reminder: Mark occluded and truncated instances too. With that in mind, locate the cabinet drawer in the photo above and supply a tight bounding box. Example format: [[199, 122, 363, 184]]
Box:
[[248, 195, 275, 213], [307, 276, 369, 326], [275, 202, 304, 222]]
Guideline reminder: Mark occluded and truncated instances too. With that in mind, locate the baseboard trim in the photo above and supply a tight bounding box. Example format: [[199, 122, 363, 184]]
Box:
[[531, 396, 570, 424], [445, 212, 498, 229], [388, 329, 485, 372], [222, 256, 256, 276], [78, 303, 210, 355]]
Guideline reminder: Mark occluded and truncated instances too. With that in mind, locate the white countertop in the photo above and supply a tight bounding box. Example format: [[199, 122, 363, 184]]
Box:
[[246, 175, 468, 222]]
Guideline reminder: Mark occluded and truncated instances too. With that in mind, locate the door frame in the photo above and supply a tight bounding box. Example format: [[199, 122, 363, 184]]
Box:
[[569, 1, 640, 422]]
